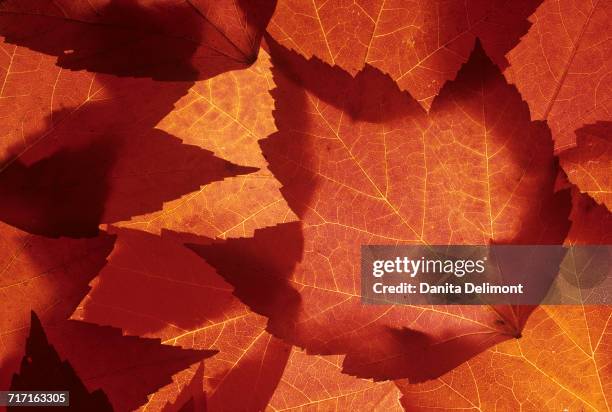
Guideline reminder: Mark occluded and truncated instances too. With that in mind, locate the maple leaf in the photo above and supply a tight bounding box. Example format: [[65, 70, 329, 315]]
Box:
[[0, 36, 257, 239], [0, 101, 255, 238], [396, 305, 612, 411], [504, 0, 612, 151], [188, 37, 572, 382], [28, 317, 215, 412], [115, 50, 297, 239], [73, 227, 253, 338], [10, 312, 113, 412], [0, 0, 277, 80], [70, 227, 292, 411], [267, 0, 542, 108], [0, 220, 115, 391], [0, 2, 290, 235], [559, 122, 611, 210], [267, 348, 404, 411], [0, 0, 277, 239], [0, 0, 608, 409], [0, 222, 216, 412], [397, 182, 612, 410]]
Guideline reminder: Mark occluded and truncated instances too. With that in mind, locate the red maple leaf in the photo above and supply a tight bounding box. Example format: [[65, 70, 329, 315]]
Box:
[[0, 1, 609, 409], [504, 0, 612, 151], [187, 37, 571, 382], [267, 0, 542, 108]]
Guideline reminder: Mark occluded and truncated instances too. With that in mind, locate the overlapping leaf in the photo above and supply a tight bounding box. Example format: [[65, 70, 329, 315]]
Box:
[[71, 227, 291, 411], [115, 50, 297, 239], [0, 220, 114, 390], [0, 0, 609, 410], [504, 0, 612, 150], [0, 12, 261, 239], [25, 317, 215, 412], [268, 0, 541, 108], [397, 185, 611, 410], [188, 38, 572, 382], [397, 305, 612, 411], [154, 363, 206, 412], [11, 313, 113, 412], [0, 222, 213, 411], [559, 122, 611, 210], [267, 349, 403, 411], [0, 0, 277, 80], [0, 2, 286, 408], [0, 96, 255, 238]]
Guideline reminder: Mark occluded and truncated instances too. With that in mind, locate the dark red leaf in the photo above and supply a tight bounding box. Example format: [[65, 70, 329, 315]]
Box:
[[37, 318, 215, 412], [0, 0, 277, 81], [0, 224, 115, 392], [10, 312, 113, 412]]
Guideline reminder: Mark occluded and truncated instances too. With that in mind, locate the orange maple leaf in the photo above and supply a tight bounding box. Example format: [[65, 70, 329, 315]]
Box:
[[188, 38, 572, 382], [0, 1, 609, 410], [267, 0, 541, 108], [268, 349, 404, 411], [115, 50, 297, 239], [0, 44, 257, 239], [559, 122, 611, 211], [396, 183, 612, 410], [397, 305, 611, 411], [504, 0, 612, 151]]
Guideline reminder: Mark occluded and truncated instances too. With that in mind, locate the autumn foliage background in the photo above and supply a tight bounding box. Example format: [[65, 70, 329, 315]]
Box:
[[0, 0, 610, 411]]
